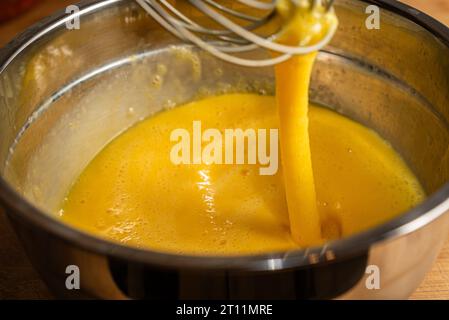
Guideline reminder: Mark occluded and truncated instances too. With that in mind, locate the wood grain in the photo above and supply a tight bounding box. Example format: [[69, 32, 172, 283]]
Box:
[[0, 0, 448, 299], [402, 0, 449, 25], [410, 239, 449, 299]]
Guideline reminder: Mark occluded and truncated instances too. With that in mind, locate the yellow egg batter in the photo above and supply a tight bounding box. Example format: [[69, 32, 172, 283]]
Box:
[[60, 94, 424, 255], [59, 2, 424, 255], [273, 1, 338, 245]]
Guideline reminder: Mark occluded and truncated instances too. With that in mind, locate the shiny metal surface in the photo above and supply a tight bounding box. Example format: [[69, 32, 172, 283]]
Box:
[[0, 0, 448, 299]]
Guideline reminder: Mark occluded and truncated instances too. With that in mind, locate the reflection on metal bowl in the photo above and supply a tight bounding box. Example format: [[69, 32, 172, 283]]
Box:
[[0, 0, 449, 299]]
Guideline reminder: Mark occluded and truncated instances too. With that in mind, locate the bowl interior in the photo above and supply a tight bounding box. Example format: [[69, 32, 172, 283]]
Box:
[[1, 0, 449, 248]]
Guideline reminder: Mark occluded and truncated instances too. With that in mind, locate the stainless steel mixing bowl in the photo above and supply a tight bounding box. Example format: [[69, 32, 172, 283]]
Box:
[[0, 0, 449, 299]]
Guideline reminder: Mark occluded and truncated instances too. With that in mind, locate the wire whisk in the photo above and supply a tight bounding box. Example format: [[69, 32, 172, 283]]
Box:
[[136, 0, 336, 67]]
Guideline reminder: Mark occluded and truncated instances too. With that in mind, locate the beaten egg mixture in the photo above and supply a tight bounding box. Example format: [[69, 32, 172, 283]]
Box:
[[59, 2, 425, 254]]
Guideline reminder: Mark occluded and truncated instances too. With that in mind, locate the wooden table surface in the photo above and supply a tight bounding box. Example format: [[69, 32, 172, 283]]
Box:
[[0, 0, 448, 300]]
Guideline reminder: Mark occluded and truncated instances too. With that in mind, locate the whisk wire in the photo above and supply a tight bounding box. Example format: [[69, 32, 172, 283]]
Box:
[[202, 0, 265, 22], [136, 0, 336, 67]]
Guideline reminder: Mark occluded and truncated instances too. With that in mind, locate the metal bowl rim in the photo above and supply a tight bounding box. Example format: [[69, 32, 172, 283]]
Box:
[[0, 0, 449, 271]]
